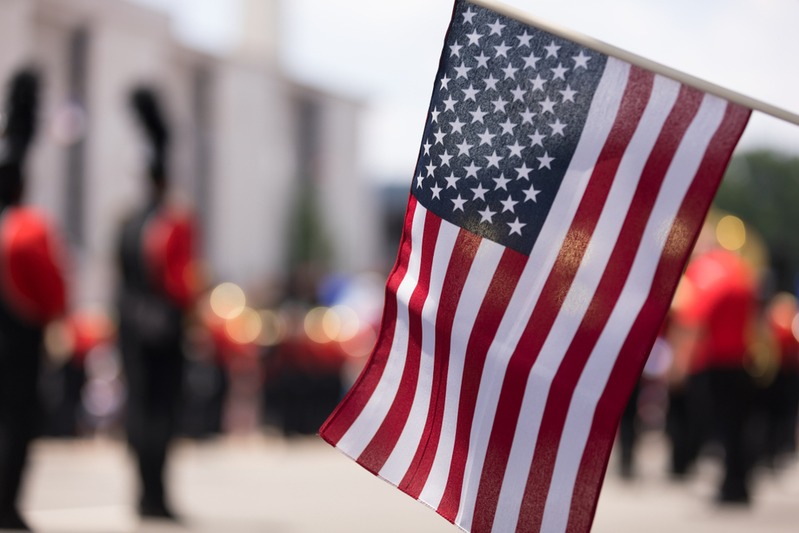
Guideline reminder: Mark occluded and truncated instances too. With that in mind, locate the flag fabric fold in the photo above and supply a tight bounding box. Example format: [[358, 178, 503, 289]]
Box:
[[320, 1, 750, 532]]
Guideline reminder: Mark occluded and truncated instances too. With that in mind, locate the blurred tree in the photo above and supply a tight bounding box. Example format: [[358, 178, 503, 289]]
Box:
[[714, 150, 799, 295]]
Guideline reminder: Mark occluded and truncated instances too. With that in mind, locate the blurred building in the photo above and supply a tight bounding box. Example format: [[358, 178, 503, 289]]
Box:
[[0, 0, 380, 308]]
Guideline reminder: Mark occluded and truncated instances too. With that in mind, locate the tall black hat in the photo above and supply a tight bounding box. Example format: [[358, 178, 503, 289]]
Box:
[[130, 87, 169, 187], [0, 69, 39, 205]]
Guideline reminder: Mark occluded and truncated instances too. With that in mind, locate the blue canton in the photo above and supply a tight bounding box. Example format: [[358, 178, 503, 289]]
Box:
[[412, 0, 608, 256]]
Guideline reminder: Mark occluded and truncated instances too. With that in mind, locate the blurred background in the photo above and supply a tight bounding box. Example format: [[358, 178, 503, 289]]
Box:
[[0, 0, 798, 531]]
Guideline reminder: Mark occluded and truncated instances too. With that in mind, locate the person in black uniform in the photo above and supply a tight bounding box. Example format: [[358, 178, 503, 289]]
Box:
[[118, 87, 195, 519], [0, 71, 67, 530]]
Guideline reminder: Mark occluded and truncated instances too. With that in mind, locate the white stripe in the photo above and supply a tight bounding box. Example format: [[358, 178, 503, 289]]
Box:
[[418, 236, 506, 508], [491, 74, 682, 533], [539, 93, 729, 533], [337, 204, 428, 458], [456, 57, 632, 531], [379, 219, 460, 484]]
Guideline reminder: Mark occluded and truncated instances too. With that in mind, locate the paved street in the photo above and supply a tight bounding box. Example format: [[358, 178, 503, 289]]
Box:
[[17, 431, 799, 533]]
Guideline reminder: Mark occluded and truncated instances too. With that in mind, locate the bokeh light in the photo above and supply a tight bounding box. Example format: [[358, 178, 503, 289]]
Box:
[[257, 309, 286, 347], [225, 307, 262, 345], [716, 215, 746, 251], [331, 305, 360, 342], [305, 307, 332, 344], [793, 313, 799, 343], [210, 282, 246, 319]]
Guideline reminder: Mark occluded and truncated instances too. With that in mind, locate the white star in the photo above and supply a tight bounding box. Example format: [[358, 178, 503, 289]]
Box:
[[500, 195, 518, 212], [520, 109, 537, 125], [445, 173, 460, 189], [545, 41, 561, 58], [471, 108, 488, 123], [523, 53, 541, 69], [430, 109, 441, 124], [537, 152, 554, 169], [477, 131, 495, 146], [494, 41, 511, 58], [426, 162, 436, 176], [501, 65, 519, 79], [455, 139, 472, 156], [452, 194, 467, 212], [529, 74, 547, 92], [483, 74, 500, 91], [416, 172, 424, 188], [464, 162, 481, 179], [474, 52, 490, 69], [439, 152, 453, 167], [454, 63, 471, 80], [516, 163, 533, 180], [450, 44, 463, 58], [462, 85, 479, 102], [472, 183, 489, 201], [491, 96, 510, 112], [493, 173, 511, 190], [559, 86, 577, 102], [510, 87, 527, 102], [478, 206, 496, 223], [517, 30, 533, 47], [499, 119, 515, 135], [423, 141, 432, 155], [462, 7, 476, 24], [528, 129, 546, 148], [573, 50, 591, 69], [466, 30, 482, 46], [487, 20, 505, 36], [552, 63, 569, 80], [523, 185, 541, 202], [450, 118, 466, 134], [508, 218, 526, 236], [443, 96, 457, 112], [550, 118, 567, 136], [434, 130, 446, 145], [440, 75, 452, 90], [485, 150, 503, 168], [507, 141, 524, 158], [539, 96, 556, 114], [431, 184, 443, 199]]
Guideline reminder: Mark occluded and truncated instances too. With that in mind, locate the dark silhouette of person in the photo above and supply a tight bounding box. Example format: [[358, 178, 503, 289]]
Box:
[[117, 87, 196, 519], [0, 70, 67, 530]]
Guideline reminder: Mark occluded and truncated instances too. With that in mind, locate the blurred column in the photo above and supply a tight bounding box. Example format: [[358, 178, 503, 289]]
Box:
[[65, 27, 89, 247]]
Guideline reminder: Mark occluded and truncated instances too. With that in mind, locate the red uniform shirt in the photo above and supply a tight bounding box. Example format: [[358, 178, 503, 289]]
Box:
[[0, 207, 67, 325]]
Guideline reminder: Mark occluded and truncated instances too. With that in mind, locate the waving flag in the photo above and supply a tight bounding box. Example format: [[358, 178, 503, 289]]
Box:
[[320, 1, 750, 532]]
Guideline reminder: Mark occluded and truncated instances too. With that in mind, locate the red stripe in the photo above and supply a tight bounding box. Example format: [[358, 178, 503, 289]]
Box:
[[357, 211, 442, 473], [437, 246, 528, 521], [564, 102, 751, 533], [470, 66, 654, 533], [319, 196, 418, 445], [515, 83, 703, 533], [401, 229, 483, 496]]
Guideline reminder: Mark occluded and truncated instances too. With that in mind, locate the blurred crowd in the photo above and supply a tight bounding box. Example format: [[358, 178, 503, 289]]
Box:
[[617, 211, 799, 506], [0, 60, 798, 531], [0, 68, 383, 530]]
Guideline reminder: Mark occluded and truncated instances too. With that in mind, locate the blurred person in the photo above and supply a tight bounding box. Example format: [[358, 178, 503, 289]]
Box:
[[117, 87, 197, 520], [668, 221, 759, 503], [0, 70, 68, 530], [759, 292, 799, 464]]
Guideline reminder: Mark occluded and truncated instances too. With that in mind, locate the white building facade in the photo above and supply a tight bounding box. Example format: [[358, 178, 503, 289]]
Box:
[[0, 0, 380, 309]]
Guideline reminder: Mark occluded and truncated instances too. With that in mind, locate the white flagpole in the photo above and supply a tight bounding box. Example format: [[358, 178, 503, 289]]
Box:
[[468, 0, 799, 127]]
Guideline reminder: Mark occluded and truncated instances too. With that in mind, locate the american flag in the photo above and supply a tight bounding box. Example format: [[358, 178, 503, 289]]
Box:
[[320, 1, 750, 532]]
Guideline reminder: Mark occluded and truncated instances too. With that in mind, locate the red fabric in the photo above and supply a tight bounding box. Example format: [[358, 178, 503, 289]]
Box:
[[674, 248, 757, 371], [766, 297, 799, 370], [143, 208, 197, 310], [0, 207, 67, 325]]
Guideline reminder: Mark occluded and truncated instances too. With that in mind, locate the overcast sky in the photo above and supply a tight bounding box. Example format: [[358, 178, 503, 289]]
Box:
[[129, 0, 799, 184]]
